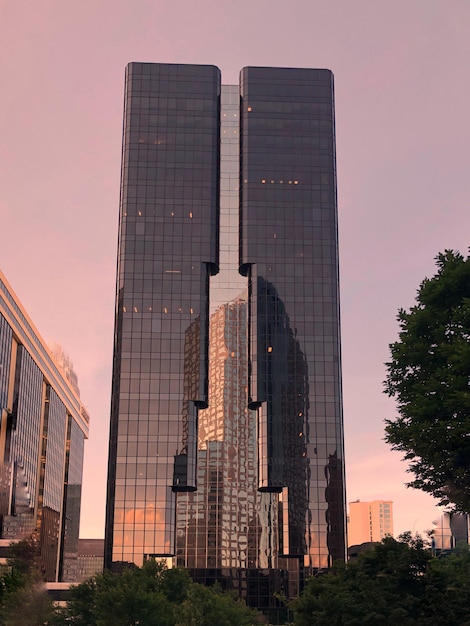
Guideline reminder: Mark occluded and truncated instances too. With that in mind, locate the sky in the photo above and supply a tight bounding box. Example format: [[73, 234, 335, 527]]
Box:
[[1, 0, 469, 540]]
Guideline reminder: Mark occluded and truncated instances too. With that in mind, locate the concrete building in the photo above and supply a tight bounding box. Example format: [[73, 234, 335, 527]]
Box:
[[105, 63, 346, 609], [348, 500, 393, 546], [0, 271, 89, 581]]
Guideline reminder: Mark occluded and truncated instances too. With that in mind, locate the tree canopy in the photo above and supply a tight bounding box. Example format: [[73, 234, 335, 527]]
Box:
[[384, 250, 470, 511], [64, 560, 260, 626], [0, 536, 59, 626], [0, 550, 261, 625], [291, 534, 470, 626]]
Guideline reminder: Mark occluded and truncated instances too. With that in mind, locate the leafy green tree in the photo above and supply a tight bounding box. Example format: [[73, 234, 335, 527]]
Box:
[[157, 565, 192, 604], [291, 535, 470, 626], [65, 559, 261, 626], [0, 542, 262, 625], [91, 571, 173, 626], [62, 575, 97, 626], [291, 535, 431, 626], [174, 582, 259, 626], [65, 561, 175, 626], [422, 545, 470, 625], [384, 250, 470, 511], [1, 580, 60, 626], [0, 536, 60, 626], [5, 534, 39, 575]]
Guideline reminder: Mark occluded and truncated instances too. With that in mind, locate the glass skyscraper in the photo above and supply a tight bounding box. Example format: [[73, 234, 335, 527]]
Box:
[[0, 272, 89, 582], [105, 63, 346, 608]]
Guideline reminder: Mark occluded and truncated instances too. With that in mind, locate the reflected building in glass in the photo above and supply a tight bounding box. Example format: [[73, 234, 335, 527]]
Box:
[[105, 63, 346, 608], [0, 272, 89, 582]]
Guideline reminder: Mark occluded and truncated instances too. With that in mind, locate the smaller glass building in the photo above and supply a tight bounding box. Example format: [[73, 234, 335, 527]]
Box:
[[0, 271, 89, 582]]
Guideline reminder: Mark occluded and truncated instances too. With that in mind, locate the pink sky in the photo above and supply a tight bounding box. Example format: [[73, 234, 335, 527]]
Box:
[[1, 0, 469, 539]]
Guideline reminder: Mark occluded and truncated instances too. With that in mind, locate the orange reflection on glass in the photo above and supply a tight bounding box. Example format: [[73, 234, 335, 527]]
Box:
[[114, 505, 165, 525]]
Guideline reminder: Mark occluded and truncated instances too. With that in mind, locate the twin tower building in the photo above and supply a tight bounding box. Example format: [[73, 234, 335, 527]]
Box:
[[105, 63, 346, 600]]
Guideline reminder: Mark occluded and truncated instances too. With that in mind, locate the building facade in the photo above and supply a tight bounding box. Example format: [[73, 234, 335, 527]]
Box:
[[0, 272, 89, 582], [431, 512, 470, 553], [76, 538, 105, 581], [348, 500, 394, 546], [105, 63, 346, 607]]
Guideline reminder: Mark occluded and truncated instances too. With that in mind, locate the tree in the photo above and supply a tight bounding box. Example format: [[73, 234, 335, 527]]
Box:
[[0, 537, 60, 626], [0, 580, 60, 626], [5, 534, 39, 575], [422, 545, 470, 625], [65, 561, 176, 626], [291, 535, 470, 626], [64, 560, 261, 626], [384, 250, 470, 511], [174, 582, 258, 626]]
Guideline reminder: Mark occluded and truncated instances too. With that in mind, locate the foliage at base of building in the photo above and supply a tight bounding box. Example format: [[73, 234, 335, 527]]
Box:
[[291, 533, 470, 626]]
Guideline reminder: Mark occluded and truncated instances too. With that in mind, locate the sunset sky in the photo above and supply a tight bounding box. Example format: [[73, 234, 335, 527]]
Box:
[[1, 0, 469, 539]]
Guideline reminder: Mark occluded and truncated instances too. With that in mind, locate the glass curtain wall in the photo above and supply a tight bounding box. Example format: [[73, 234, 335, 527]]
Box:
[[105, 63, 220, 567], [106, 65, 346, 589], [240, 67, 346, 568], [176, 86, 279, 571]]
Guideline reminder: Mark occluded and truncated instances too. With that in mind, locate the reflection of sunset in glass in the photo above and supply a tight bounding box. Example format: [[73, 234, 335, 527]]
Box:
[[113, 505, 165, 525]]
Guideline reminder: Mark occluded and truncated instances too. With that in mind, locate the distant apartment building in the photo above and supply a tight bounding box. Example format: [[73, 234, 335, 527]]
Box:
[[348, 500, 393, 546], [0, 271, 89, 581]]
